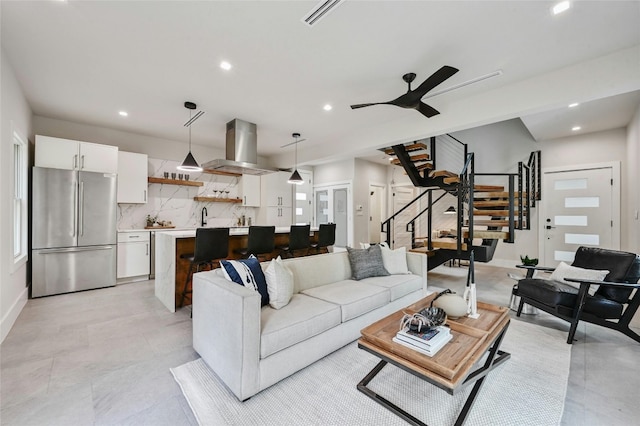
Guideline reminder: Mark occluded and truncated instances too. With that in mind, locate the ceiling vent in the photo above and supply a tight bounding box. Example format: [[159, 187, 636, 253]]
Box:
[[301, 0, 346, 27]]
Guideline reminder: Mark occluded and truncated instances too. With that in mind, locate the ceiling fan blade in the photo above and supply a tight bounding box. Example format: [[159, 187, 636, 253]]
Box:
[[350, 102, 388, 109], [414, 66, 459, 97], [417, 102, 440, 118]]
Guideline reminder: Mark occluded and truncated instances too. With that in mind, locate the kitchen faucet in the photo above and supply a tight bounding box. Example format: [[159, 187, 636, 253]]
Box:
[[201, 207, 208, 227]]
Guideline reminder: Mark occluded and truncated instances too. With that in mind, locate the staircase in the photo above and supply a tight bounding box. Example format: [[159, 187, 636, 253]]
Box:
[[381, 135, 541, 271]]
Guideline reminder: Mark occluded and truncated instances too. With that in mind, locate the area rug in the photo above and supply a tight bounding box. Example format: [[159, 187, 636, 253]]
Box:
[[171, 319, 570, 425]]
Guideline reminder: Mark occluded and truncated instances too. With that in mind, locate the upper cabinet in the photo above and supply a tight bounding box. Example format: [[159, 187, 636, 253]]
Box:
[[117, 151, 148, 204], [239, 175, 261, 207], [260, 171, 292, 207], [35, 135, 118, 174]]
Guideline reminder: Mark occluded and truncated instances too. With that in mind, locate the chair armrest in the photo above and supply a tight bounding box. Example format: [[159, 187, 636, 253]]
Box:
[[564, 278, 640, 289], [516, 264, 555, 272]]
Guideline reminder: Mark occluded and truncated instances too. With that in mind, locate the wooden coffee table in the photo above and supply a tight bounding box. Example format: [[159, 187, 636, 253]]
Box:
[[358, 294, 511, 426]]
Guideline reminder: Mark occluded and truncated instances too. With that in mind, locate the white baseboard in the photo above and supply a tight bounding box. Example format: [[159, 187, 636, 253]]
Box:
[[1, 286, 28, 343], [485, 258, 520, 269]]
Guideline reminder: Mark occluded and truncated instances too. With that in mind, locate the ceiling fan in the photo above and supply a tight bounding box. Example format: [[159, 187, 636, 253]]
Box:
[[350, 65, 459, 118]]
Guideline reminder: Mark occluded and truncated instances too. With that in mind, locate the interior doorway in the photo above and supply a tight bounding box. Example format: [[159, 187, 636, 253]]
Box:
[[294, 170, 313, 225], [369, 185, 385, 244], [541, 163, 620, 266], [314, 183, 352, 248]]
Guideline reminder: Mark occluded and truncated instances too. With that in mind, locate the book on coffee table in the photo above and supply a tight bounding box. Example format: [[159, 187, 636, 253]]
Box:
[[392, 333, 453, 357], [397, 326, 450, 347]]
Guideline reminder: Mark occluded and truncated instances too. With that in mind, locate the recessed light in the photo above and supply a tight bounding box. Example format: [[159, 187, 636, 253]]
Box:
[[572, 126, 581, 131], [119, 111, 128, 117], [568, 102, 579, 108], [323, 104, 332, 111], [220, 61, 232, 71], [552, 1, 571, 15]]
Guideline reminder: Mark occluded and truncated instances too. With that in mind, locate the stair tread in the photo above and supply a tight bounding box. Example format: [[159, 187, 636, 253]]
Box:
[[472, 220, 520, 227], [473, 200, 511, 207], [474, 191, 528, 198], [415, 163, 434, 171], [473, 210, 527, 216], [390, 153, 430, 165], [408, 246, 437, 257], [462, 230, 510, 240], [429, 170, 458, 178], [430, 240, 468, 251], [443, 176, 460, 184], [473, 185, 505, 192], [382, 142, 428, 155]]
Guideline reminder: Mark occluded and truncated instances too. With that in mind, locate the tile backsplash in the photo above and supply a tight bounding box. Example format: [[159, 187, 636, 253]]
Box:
[[117, 158, 256, 229]]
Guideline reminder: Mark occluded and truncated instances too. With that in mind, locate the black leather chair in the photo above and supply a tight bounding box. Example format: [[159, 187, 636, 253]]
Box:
[[180, 227, 229, 308], [234, 226, 276, 260], [310, 223, 336, 254], [279, 225, 310, 258], [515, 246, 640, 344]]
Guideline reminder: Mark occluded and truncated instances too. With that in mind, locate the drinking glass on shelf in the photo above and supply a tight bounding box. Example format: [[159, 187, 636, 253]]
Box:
[[178, 173, 184, 180], [224, 190, 230, 198], [171, 172, 176, 180], [163, 172, 169, 178], [184, 174, 190, 181], [212, 190, 218, 198]]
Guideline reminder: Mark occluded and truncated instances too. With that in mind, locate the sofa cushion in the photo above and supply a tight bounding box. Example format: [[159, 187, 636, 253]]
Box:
[[549, 261, 609, 295], [221, 255, 269, 306], [347, 245, 389, 280], [265, 256, 294, 309], [260, 294, 341, 359], [380, 245, 410, 275], [360, 273, 422, 301], [301, 280, 390, 322], [517, 278, 578, 307], [281, 252, 352, 293]]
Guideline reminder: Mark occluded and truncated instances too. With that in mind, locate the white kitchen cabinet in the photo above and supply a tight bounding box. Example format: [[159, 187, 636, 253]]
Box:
[[35, 135, 118, 174], [117, 231, 150, 281], [117, 151, 148, 203], [265, 206, 292, 227], [260, 171, 292, 207], [239, 174, 260, 207]]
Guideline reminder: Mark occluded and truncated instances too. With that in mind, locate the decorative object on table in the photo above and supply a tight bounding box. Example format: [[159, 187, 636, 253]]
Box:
[[431, 289, 468, 319], [463, 250, 479, 319], [177, 101, 204, 172], [520, 255, 538, 266], [399, 307, 446, 333], [393, 324, 452, 356], [146, 214, 158, 227], [282, 132, 306, 185]]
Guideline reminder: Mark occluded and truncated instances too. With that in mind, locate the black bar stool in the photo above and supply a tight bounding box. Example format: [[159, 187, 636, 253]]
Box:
[[234, 226, 276, 261], [180, 227, 229, 308], [310, 223, 336, 254], [279, 224, 310, 258]]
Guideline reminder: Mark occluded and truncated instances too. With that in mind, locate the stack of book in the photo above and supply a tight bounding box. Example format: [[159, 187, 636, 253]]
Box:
[[392, 325, 453, 357]]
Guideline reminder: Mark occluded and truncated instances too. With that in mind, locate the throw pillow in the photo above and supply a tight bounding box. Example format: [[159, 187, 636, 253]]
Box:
[[221, 255, 270, 306], [380, 245, 410, 275], [347, 245, 390, 280], [549, 261, 609, 296], [265, 256, 294, 309]]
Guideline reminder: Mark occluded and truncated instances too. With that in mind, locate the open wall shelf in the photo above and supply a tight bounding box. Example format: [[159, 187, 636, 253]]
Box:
[[193, 196, 242, 203], [148, 177, 203, 187]]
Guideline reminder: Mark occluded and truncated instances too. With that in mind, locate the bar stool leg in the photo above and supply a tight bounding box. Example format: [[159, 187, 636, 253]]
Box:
[[180, 262, 195, 308]]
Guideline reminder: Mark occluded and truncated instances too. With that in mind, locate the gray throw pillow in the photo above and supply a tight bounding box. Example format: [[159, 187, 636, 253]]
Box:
[[347, 245, 390, 280]]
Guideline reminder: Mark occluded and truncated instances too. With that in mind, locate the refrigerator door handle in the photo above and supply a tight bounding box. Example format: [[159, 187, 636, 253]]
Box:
[[37, 246, 114, 254], [79, 181, 85, 236], [73, 154, 78, 170], [73, 181, 78, 237], [81, 155, 85, 170]]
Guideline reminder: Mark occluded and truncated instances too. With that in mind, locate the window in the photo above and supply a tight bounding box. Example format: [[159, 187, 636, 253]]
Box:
[[13, 130, 28, 266]]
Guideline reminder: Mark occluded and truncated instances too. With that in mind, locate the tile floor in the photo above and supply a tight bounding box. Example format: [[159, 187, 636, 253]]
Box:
[[1, 263, 639, 425]]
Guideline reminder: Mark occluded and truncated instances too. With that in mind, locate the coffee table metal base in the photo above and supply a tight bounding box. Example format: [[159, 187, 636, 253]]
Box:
[[357, 326, 511, 426]]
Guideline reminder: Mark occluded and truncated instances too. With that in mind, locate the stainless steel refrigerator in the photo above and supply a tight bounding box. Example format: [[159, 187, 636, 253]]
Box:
[[31, 167, 117, 297]]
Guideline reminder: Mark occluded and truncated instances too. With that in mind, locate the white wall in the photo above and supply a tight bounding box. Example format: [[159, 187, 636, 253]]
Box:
[[625, 104, 640, 254], [1, 49, 33, 342], [353, 159, 388, 246], [312, 159, 353, 185]]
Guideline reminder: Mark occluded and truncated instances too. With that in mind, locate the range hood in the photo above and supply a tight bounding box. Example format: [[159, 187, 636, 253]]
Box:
[[202, 119, 278, 176]]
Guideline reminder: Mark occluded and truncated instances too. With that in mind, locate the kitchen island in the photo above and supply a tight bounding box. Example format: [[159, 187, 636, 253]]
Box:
[[155, 227, 318, 312]]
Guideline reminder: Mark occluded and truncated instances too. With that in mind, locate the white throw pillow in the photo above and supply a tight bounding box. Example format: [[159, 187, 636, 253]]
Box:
[[380, 244, 410, 275], [549, 261, 609, 296], [265, 256, 294, 309], [359, 242, 371, 249]]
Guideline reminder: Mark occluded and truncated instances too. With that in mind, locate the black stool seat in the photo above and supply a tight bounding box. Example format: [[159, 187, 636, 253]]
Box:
[[279, 224, 310, 258], [310, 223, 336, 254], [234, 226, 275, 260], [180, 227, 229, 308]]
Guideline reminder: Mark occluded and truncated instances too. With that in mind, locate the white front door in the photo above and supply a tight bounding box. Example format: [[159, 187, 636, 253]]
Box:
[[541, 165, 619, 266], [369, 185, 385, 244], [392, 186, 417, 249]]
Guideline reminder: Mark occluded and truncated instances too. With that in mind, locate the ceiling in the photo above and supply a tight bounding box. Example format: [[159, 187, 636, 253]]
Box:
[[2, 1, 639, 167]]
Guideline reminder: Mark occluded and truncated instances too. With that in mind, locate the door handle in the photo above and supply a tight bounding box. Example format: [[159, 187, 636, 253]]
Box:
[[81, 155, 85, 170], [79, 181, 84, 236], [146, 243, 149, 256], [73, 154, 78, 170], [546, 225, 556, 230], [244, 196, 246, 205]]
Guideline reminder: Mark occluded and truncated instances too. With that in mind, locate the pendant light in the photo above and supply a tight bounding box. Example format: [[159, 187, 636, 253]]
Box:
[[287, 132, 304, 185], [177, 101, 204, 172], [444, 206, 456, 214]]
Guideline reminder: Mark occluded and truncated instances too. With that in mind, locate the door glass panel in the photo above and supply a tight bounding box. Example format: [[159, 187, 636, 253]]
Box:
[[554, 215, 587, 226], [333, 188, 348, 247], [296, 192, 307, 201], [565, 197, 599, 208], [565, 233, 600, 245], [554, 178, 587, 190], [296, 208, 303, 216], [315, 190, 328, 224], [555, 250, 576, 262]]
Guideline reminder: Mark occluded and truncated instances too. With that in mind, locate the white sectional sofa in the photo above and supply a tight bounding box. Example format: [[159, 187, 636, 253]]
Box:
[[192, 250, 427, 401]]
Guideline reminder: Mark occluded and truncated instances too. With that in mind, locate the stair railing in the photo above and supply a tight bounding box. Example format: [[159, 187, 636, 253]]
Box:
[[458, 152, 475, 253], [405, 189, 449, 249], [381, 189, 432, 248]]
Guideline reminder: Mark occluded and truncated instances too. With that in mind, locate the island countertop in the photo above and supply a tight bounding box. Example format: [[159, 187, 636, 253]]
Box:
[[154, 226, 318, 312]]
